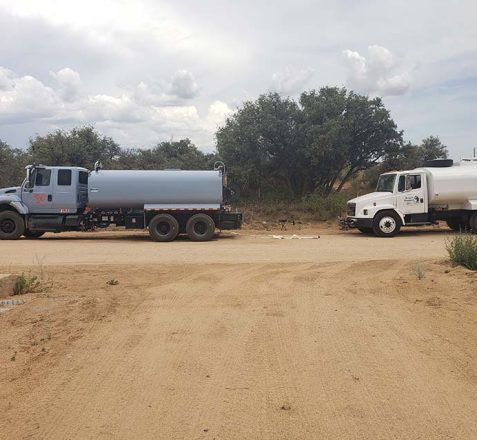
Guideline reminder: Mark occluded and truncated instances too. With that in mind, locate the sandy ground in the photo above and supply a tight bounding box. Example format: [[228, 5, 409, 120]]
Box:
[[1, 225, 477, 439]]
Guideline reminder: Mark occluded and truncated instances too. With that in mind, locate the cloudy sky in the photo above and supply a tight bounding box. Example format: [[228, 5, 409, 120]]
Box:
[[0, 0, 476, 158]]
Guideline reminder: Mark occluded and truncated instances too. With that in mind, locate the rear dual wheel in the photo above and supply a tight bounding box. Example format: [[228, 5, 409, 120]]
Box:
[[148, 214, 179, 242], [469, 213, 477, 233], [446, 217, 468, 232], [186, 214, 215, 241], [148, 213, 216, 242]]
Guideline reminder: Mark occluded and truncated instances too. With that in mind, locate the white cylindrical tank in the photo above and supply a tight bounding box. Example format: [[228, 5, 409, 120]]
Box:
[[422, 166, 477, 205], [87, 170, 223, 209]]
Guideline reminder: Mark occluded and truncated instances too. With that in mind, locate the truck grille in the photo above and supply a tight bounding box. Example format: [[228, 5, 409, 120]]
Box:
[[347, 203, 356, 216]]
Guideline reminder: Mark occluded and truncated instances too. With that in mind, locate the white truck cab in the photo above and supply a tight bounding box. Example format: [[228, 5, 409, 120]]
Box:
[[345, 159, 477, 237]]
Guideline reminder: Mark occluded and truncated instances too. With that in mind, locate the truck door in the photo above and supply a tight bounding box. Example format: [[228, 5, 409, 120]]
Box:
[[396, 173, 427, 215], [54, 169, 77, 211], [21, 168, 57, 214]]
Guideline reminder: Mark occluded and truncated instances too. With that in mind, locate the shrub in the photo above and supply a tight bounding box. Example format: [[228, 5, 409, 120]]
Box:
[[412, 263, 426, 280], [13, 273, 40, 295], [446, 233, 477, 271], [301, 192, 348, 220]]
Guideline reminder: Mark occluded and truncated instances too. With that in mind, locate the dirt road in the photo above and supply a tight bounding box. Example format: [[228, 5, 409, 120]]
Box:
[[1, 227, 477, 439]]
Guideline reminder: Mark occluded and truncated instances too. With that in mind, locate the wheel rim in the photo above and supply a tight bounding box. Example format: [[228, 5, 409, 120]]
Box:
[[193, 221, 207, 235], [156, 221, 171, 235], [379, 216, 396, 234], [0, 219, 16, 234]]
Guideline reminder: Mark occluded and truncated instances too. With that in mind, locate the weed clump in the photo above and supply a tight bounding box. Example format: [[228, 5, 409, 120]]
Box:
[[13, 273, 40, 295], [446, 233, 477, 271], [412, 263, 426, 280]]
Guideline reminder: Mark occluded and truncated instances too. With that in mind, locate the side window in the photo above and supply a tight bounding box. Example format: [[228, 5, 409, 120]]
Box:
[[79, 171, 88, 185], [399, 174, 421, 192], [34, 169, 52, 186], [58, 169, 72, 186], [408, 174, 421, 190]]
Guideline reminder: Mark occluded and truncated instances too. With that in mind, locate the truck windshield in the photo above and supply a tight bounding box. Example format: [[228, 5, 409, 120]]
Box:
[[376, 174, 396, 193]]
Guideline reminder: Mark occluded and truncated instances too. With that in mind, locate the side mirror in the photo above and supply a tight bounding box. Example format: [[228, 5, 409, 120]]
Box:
[[24, 168, 33, 189]]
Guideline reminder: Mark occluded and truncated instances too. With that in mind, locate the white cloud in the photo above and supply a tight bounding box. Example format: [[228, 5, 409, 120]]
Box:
[[169, 70, 199, 99], [271, 66, 314, 95], [50, 68, 81, 102], [0, 67, 60, 122], [343, 45, 411, 96], [0, 65, 230, 150]]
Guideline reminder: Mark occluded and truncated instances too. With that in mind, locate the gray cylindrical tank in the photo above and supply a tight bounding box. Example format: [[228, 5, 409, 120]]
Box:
[[88, 170, 223, 209]]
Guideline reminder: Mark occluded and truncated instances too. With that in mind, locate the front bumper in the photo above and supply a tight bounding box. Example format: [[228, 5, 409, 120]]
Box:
[[341, 217, 374, 230]]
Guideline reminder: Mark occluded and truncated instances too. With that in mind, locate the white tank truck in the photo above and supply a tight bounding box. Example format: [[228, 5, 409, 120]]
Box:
[[344, 158, 477, 237], [0, 162, 242, 241]]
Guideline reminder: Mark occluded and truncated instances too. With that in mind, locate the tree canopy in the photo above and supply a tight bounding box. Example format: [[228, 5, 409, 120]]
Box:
[[217, 87, 403, 198]]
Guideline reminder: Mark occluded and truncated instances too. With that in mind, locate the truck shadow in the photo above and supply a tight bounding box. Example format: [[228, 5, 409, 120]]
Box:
[[349, 228, 455, 238], [34, 232, 237, 242]]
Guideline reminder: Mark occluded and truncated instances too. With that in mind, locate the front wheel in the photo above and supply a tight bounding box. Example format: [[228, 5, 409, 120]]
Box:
[[186, 213, 215, 241], [372, 211, 401, 237], [0, 211, 25, 240]]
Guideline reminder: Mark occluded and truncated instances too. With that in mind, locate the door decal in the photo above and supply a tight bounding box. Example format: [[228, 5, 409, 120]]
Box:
[[33, 194, 47, 204]]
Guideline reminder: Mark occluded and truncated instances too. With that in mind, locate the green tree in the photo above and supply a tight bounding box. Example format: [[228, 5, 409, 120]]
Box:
[[130, 138, 216, 170], [217, 93, 305, 198], [363, 136, 449, 189], [301, 87, 402, 195], [0, 140, 29, 187], [217, 87, 402, 198], [28, 126, 121, 168]]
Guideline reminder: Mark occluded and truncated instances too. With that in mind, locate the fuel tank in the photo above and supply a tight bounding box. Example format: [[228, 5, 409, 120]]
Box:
[[87, 170, 223, 209]]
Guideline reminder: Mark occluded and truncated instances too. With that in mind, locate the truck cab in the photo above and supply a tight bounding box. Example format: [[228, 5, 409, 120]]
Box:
[[22, 166, 89, 214], [346, 170, 429, 237], [0, 165, 88, 239]]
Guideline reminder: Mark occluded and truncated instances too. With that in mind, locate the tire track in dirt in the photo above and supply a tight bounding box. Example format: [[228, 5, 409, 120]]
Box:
[[1, 259, 477, 439]]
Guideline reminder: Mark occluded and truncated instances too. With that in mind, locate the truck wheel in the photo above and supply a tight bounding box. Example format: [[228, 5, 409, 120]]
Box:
[[23, 230, 45, 239], [0, 211, 25, 240], [446, 218, 467, 232], [470, 213, 477, 233], [186, 213, 215, 241], [372, 211, 401, 237], [148, 214, 179, 242]]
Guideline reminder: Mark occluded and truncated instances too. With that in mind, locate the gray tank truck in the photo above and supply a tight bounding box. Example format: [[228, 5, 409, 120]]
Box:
[[0, 163, 242, 242]]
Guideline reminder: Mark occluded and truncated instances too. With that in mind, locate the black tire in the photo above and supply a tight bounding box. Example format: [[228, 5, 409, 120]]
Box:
[[0, 211, 25, 240], [186, 213, 215, 241], [23, 230, 45, 239], [470, 213, 477, 233], [372, 211, 401, 237], [357, 227, 373, 235], [446, 218, 467, 232], [148, 214, 179, 242]]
